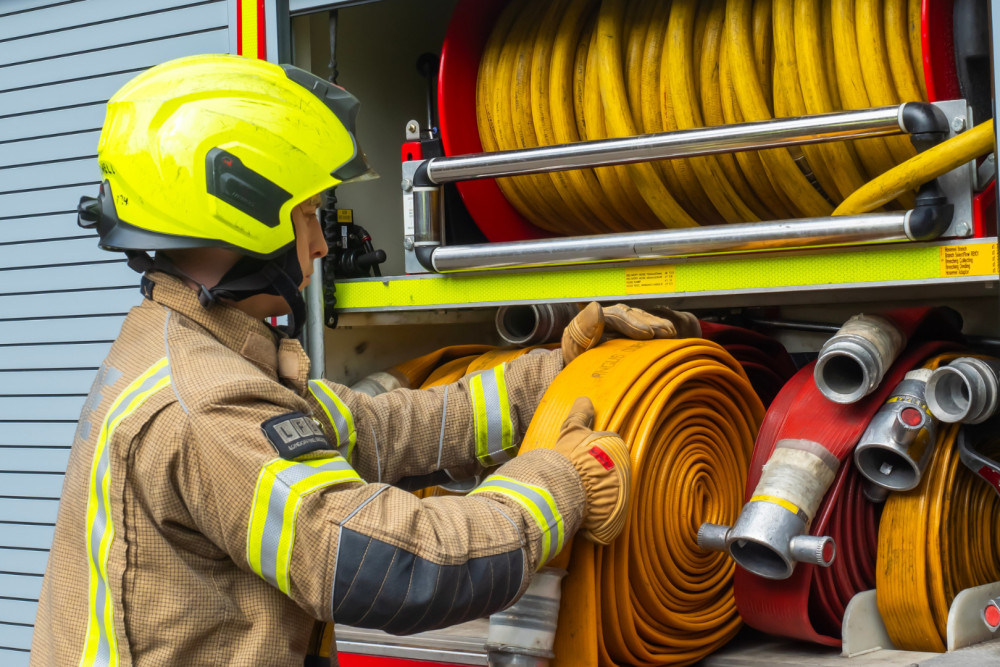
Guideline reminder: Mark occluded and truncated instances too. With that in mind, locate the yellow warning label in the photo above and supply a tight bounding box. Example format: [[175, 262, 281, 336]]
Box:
[[624, 266, 676, 294], [336, 209, 354, 223], [939, 244, 998, 278]]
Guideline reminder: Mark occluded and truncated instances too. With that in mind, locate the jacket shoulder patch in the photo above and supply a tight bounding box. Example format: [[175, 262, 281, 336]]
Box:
[[261, 412, 330, 460]]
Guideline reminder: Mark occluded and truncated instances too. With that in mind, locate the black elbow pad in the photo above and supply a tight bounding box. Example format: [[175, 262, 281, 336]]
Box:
[[331, 528, 524, 634]]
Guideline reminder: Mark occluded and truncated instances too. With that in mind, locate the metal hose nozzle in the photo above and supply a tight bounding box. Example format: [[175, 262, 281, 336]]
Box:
[[855, 370, 937, 491], [486, 568, 566, 666], [495, 304, 579, 346], [926, 358, 1000, 424]]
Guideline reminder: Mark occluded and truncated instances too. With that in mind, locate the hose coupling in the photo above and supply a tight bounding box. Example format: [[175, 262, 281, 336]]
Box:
[[854, 369, 938, 491], [814, 314, 906, 404], [495, 303, 580, 346], [862, 480, 891, 504], [926, 357, 1000, 424], [722, 497, 836, 580], [984, 597, 1000, 633], [349, 370, 408, 397], [701, 439, 839, 579], [486, 568, 566, 667], [697, 521, 835, 572]]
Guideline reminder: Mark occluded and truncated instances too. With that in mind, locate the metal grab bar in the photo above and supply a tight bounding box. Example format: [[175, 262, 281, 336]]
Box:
[[413, 103, 947, 186], [423, 208, 949, 272]]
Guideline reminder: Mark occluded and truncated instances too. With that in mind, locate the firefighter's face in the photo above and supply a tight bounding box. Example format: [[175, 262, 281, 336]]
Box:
[[291, 195, 328, 290]]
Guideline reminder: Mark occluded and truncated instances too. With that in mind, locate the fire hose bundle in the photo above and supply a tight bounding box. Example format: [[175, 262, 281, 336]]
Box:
[[877, 373, 1000, 651], [353, 306, 1000, 662], [374, 319, 794, 664], [707, 307, 1000, 654], [520, 337, 764, 665]]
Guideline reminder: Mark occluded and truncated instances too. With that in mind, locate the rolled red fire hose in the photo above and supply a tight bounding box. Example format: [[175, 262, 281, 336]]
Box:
[[734, 308, 962, 645]]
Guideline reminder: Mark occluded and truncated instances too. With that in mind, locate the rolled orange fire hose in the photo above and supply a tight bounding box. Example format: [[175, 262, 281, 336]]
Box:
[[392, 344, 497, 387], [877, 373, 1000, 652], [519, 337, 764, 666]]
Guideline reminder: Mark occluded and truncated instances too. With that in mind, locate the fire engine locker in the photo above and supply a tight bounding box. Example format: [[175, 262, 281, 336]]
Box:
[[2, 0, 1000, 665]]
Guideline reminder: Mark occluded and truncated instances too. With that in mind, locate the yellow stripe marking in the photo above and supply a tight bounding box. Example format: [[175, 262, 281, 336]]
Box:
[[749, 494, 802, 517], [81, 358, 171, 667], [247, 456, 362, 594]]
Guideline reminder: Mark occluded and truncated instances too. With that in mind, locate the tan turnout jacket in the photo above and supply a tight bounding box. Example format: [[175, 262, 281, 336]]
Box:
[[31, 272, 584, 666]]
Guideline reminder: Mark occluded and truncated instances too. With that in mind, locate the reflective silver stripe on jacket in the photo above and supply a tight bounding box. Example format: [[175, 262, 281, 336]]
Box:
[[308, 380, 357, 461]]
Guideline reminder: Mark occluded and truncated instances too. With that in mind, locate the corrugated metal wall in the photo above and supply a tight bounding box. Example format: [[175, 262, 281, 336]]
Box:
[[0, 0, 232, 661]]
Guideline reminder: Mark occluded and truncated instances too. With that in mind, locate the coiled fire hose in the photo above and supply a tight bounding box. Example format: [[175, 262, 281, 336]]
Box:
[[476, 0, 934, 235], [514, 338, 765, 666], [392, 344, 497, 387], [877, 395, 1000, 652], [410, 320, 795, 497], [733, 309, 963, 646]]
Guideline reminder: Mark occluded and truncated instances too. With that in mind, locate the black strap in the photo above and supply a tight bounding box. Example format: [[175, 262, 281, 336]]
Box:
[[206, 252, 306, 337], [139, 275, 155, 300], [128, 250, 307, 338]]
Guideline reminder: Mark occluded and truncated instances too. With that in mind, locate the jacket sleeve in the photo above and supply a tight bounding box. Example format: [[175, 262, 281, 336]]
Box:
[[181, 379, 585, 634], [306, 348, 564, 485]]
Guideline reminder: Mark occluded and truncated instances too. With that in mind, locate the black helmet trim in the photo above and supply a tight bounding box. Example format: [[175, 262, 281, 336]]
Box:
[[331, 151, 377, 184], [79, 181, 295, 260], [280, 64, 377, 184], [205, 148, 292, 229]]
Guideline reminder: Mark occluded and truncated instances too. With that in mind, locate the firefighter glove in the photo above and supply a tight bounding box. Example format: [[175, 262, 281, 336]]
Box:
[[563, 302, 694, 364], [553, 396, 632, 544]]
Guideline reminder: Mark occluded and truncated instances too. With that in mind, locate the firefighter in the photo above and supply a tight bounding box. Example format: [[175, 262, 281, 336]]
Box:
[[31, 55, 690, 666]]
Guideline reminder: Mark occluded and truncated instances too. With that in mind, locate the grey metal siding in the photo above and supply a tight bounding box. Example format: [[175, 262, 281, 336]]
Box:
[[0, 1, 232, 661]]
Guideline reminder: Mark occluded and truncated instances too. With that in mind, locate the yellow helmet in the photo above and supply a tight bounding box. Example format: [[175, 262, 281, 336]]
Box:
[[81, 54, 374, 258]]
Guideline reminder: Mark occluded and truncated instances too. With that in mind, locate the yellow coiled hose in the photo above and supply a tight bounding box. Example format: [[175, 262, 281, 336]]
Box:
[[403, 339, 762, 663], [834, 119, 996, 215], [476, 0, 930, 234], [518, 338, 764, 666], [877, 358, 1000, 652], [392, 344, 497, 388]]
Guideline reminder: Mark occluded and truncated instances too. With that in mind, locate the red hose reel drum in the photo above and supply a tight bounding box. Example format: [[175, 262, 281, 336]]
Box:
[[436, 0, 548, 242], [435, 0, 994, 243]]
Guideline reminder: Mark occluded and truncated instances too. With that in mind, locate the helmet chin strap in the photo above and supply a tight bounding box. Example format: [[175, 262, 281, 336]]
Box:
[[207, 251, 306, 338], [128, 249, 307, 338]]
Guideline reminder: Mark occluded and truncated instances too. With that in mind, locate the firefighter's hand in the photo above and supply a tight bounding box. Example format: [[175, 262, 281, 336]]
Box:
[[551, 396, 631, 545], [562, 302, 697, 364]]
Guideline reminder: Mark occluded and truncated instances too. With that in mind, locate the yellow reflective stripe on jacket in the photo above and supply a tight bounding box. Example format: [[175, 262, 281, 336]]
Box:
[[247, 455, 363, 594], [470, 365, 515, 467], [469, 475, 564, 566], [81, 358, 172, 667], [308, 380, 357, 462]]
